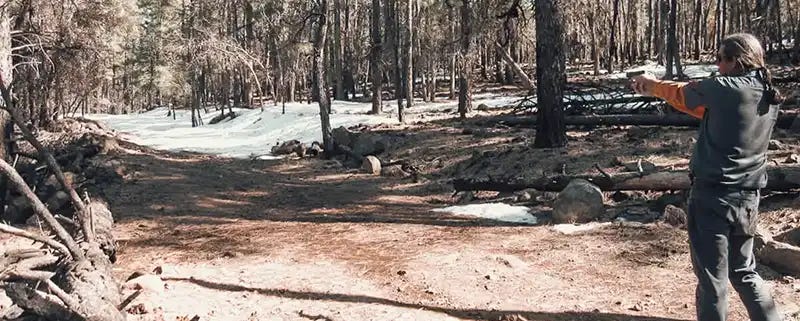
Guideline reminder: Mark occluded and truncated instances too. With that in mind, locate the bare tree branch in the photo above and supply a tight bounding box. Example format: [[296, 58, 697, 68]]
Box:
[[0, 223, 70, 256]]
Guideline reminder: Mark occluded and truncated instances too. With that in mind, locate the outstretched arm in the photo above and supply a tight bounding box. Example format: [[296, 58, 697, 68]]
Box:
[[631, 75, 706, 119]]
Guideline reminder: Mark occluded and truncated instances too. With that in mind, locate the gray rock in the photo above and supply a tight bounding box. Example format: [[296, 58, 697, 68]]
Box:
[[362, 156, 382, 175], [663, 204, 687, 228], [552, 179, 605, 223], [332, 126, 356, 148], [353, 134, 390, 156], [476, 103, 490, 111]]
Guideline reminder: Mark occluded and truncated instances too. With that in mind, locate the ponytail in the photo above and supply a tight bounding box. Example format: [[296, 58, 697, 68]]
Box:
[[756, 67, 784, 105]]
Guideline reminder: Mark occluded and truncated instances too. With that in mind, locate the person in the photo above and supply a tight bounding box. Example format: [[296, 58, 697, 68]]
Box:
[[630, 33, 783, 321]]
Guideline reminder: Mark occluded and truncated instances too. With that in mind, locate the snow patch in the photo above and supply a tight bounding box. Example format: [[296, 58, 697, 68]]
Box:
[[551, 222, 613, 235], [87, 93, 520, 158], [433, 203, 537, 224]]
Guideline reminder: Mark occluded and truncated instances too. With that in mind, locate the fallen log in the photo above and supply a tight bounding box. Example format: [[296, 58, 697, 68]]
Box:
[[482, 113, 800, 129], [452, 166, 800, 192], [494, 41, 535, 91]]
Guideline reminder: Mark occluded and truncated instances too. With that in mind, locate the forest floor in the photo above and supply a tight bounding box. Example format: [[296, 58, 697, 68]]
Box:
[[3, 67, 800, 320], [86, 99, 800, 320]]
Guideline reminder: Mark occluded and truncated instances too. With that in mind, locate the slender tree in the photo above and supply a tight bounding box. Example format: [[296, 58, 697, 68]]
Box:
[[370, 0, 383, 114], [313, 0, 333, 151]]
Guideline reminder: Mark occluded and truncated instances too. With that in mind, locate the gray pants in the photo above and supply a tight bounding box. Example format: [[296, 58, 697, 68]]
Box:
[[688, 186, 781, 321]]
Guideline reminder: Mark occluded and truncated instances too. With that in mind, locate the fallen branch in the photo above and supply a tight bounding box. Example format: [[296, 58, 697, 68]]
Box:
[[0, 223, 70, 256], [494, 41, 534, 90], [0, 86, 92, 243], [0, 159, 83, 260], [480, 113, 799, 129], [453, 167, 800, 192]]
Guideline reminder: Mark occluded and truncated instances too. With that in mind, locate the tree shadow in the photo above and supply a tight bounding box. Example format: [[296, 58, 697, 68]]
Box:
[[163, 276, 692, 321]]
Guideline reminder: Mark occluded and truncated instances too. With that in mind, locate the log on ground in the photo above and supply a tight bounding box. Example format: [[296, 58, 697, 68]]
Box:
[[453, 167, 800, 192]]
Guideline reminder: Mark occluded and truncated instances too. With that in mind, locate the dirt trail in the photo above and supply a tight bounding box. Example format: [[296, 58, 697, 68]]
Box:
[[93, 134, 800, 321]]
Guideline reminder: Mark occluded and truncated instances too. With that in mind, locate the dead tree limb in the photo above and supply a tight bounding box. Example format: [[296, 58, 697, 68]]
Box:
[[494, 41, 534, 90], [0, 86, 92, 243], [0, 223, 70, 256], [453, 167, 800, 192], [0, 159, 83, 260]]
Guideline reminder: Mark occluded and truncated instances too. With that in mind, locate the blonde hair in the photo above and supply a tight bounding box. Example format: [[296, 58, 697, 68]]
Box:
[[719, 33, 784, 104]]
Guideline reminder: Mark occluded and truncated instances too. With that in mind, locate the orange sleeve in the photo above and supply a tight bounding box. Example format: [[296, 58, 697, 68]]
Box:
[[649, 81, 706, 119]]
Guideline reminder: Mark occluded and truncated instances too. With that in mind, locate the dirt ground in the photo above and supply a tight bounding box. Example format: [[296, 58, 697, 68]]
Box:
[[54, 109, 797, 321]]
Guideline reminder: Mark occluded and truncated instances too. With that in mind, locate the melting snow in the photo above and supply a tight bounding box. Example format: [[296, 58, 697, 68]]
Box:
[[551, 222, 613, 235], [432, 203, 538, 225], [87, 93, 520, 158]]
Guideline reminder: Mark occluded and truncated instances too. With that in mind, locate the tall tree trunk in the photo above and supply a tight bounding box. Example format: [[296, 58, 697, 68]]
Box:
[[590, 12, 599, 76], [665, 0, 675, 78], [534, 0, 567, 148], [448, 3, 457, 100], [370, 0, 383, 114], [608, 0, 620, 73], [0, 4, 13, 220], [670, 0, 683, 77], [390, 0, 404, 122], [716, 0, 725, 49], [313, 0, 333, 151], [458, 0, 472, 119], [404, 0, 414, 108], [694, 0, 702, 60], [333, 0, 345, 100], [648, 0, 654, 58]]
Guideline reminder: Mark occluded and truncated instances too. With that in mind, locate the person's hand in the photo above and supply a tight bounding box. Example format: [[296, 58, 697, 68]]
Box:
[[630, 73, 657, 96]]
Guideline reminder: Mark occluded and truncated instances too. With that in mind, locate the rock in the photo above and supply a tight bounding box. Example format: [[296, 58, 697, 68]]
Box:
[[45, 191, 70, 211], [652, 192, 687, 212], [361, 156, 381, 175], [306, 142, 324, 157], [785, 154, 800, 164], [476, 103, 490, 111], [332, 126, 356, 148], [552, 179, 605, 223], [769, 139, 785, 150], [611, 191, 630, 203], [627, 127, 654, 140], [623, 160, 657, 173], [124, 274, 166, 294], [3, 196, 33, 224], [293, 143, 308, 158], [352, 134, 390, 156], [514, 189, 540, 202], [381, 165, 409, 178], [271, 140, 304, 156], [663, 204, 687, 228]]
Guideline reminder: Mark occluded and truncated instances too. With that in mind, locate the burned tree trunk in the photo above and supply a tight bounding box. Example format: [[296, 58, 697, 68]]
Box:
[[370, 0, 383, 114], [533, 0, 567, 148], [313, 0, 333, 151], [458, 0, 473, 119]]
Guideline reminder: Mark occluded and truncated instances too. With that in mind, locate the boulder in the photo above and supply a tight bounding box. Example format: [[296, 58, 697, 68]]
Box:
[[552, 179, 605, 223], [352, 134, 390, 156], [475, 103, 490, 111], [361, 156, 381, 175], [271, 140, 304, 156], [662, 204, 687, 228], [332, 126, 356, 148], [306, 142, 324, 157]]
